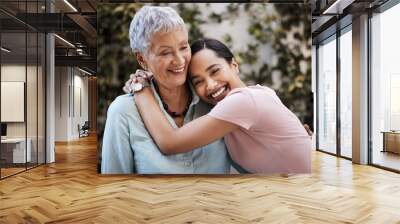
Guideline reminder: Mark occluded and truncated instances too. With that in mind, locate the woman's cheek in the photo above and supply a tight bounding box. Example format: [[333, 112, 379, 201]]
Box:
[[184, 51, 191, 61], [195, 86, 205, 99]]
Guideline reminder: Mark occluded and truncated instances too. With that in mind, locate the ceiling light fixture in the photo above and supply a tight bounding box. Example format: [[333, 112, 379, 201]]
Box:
[[76, 48, 85, 55], [63, 0, 78, 12], [322, 0, 355, 15], [78, 67, 92, 76], [54, 34, 75, 48], [1, 47, 11, 53]]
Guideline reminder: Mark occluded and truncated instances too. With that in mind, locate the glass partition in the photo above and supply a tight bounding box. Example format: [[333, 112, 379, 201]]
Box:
[[1, 30, 28, 178], [317, 35, 337, 155], [38, 32, 45, 165], [0, 1, 46, 179], [339, 27, 352, 158], [370, 3, 400, 171]]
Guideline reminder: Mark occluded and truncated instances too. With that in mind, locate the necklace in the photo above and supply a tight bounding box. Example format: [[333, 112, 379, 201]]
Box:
[[154, 81, 192, 118]]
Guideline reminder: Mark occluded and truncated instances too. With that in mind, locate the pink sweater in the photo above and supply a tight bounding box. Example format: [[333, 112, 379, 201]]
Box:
[[208, 85, 311, 174]]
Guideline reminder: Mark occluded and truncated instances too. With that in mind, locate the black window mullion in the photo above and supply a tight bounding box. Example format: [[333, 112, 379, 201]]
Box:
[[25, 0, 28, 171], [336, 27, 341, 157], [367, 11, 373, 165], [36, 0, 39, 168], [316, 44, 319, 151]]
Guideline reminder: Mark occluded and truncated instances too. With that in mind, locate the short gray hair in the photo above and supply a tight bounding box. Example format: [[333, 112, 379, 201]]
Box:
[[129, 6, 186, 54]]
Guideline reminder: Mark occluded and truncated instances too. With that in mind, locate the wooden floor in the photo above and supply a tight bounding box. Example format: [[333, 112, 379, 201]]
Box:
[[1, 135, 400, 223], [372, 150, 400, 171], [1, 163, 46, 178], [1, 167, 26, 178]]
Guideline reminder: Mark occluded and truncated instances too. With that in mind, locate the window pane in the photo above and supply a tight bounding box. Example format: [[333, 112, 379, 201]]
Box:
[[371, 3, 400, 171], [38, 32, 45, 165], [318, 36, 337, 154], [27, 30, 38, 169], [340, 28, 352, 158], [1, 30, 28, 177]]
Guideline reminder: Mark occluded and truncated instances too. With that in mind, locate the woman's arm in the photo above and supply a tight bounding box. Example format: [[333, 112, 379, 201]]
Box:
[[134, 88, 238, 155]]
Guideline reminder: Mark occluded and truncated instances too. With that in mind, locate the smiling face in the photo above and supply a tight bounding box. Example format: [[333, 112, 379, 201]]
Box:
[[189, 48, 240, 105], [137, 28, 191, 89]]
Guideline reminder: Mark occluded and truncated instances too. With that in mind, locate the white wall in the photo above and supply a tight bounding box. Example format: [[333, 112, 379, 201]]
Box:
[[55, 66, 68, 141], [1, 65, 26, 134], [1, 65, 40, 137], [1, 63, 46, 164], [54, 66, 89, 141], [1, 82, 25, 122]]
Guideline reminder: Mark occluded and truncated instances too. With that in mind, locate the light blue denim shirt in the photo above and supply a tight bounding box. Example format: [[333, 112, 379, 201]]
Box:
[[101, 81, 230, 174]]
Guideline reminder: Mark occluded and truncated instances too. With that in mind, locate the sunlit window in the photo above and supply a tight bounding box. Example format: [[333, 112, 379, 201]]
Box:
[[340, 28, 352, 158], [371, 3, 400, 170], [317, 36, 337, 154]]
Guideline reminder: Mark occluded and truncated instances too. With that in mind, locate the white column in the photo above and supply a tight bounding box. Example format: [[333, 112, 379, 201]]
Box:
[[46, 1, 55, 163], [46, 33, 55, 163], [54, 67, 71, 141], [352, 14, 369, 164]]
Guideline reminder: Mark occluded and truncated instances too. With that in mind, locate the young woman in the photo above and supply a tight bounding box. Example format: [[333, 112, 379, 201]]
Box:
[[132, 38, 311, 174], [102, 7, 230, 174]]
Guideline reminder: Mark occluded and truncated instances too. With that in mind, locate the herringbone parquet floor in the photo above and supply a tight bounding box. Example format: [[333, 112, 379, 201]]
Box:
[[1, 135, 400, 223]]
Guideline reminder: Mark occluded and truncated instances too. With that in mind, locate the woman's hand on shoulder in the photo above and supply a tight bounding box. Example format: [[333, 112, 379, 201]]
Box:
[[122, 70, 153, 94]]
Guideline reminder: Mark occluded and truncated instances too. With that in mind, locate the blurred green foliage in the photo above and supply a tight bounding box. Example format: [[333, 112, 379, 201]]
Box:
[[97, 3, 312, 143]]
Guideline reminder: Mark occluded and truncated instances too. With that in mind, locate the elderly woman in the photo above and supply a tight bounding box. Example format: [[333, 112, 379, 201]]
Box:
[[101, 6, 231, 174]]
